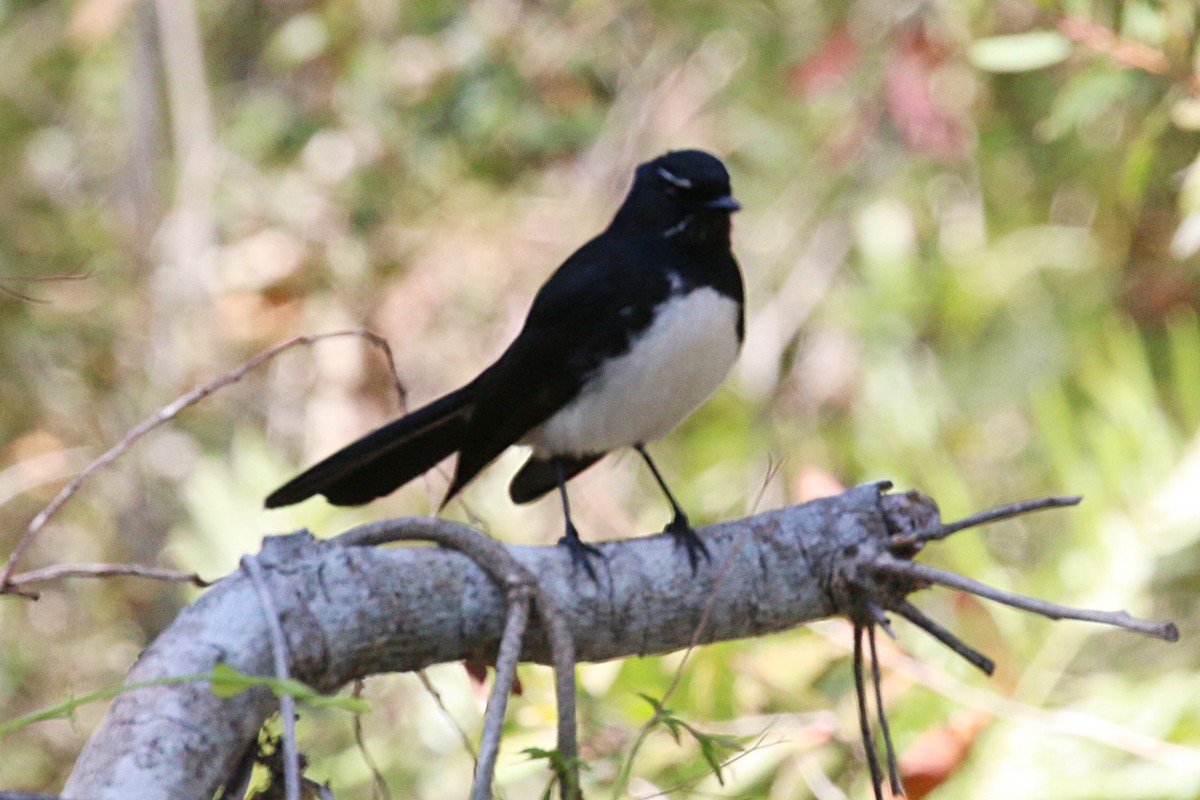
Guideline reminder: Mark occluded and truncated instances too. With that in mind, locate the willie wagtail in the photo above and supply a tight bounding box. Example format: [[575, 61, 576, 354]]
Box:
[[266, 149, 745, 575]]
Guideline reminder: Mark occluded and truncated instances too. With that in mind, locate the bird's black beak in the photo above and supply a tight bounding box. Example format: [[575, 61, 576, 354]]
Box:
[[704, 195, 741, 212]]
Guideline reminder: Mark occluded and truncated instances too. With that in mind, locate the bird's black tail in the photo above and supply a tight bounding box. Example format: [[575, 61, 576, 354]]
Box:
[[265, 385, 475, 508]]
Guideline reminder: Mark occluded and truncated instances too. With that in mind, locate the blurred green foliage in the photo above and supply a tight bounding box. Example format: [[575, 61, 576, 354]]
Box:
[[2, 0, 1200, 797]]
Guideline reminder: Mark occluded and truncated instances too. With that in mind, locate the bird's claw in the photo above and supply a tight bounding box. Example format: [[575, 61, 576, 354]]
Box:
[[665, 513, 709, 573], [557, 525, 604, 582]]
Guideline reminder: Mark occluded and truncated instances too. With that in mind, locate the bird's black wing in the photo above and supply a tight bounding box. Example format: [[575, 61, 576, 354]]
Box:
[[442, 231, 675, 502], [509, 452, 602, 504]]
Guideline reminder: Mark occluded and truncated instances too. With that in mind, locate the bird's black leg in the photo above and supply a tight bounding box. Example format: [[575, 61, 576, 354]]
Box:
[[634, 444, 709, 572], [554, 458, 603, 580]]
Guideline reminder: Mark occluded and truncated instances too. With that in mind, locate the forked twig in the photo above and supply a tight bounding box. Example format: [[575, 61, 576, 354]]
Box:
[[848, 491, 1179, 798], [0, 329, 404, 594]]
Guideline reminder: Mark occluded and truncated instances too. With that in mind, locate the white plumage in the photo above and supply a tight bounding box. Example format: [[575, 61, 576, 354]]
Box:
[[525, 285, 741, 456]]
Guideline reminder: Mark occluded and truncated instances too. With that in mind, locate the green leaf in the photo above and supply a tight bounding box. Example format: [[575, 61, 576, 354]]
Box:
[[522, 747, 559, 762], [672, 719, 743, 786], [521, 746, 589, 800], [968, 31, 1072, 73], [0, 667, 369, 737], [635, 692, 664, 713], [209, 663, 371, 713]]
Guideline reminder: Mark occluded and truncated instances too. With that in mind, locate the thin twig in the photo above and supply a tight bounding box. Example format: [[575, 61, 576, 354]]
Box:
[[749, 453, 783, 515], [0, 269, 92, 303], [867, 626, 902, 797], [853, 625, 884, 800], [891, 495, 1082, 550], [474, 589, 531, 800], [530, 575, 581, 800], [334, 517, 581, 799], [877, 634, 1200, 772], [6, 563, 208, 593], [350, 680, 395, 800], [893, 600, 995, 676], [875, 560, 1179, 641], [612, 536, 751, 798], [0, 329, 401, 593], [659, 537, 747, 707], [416, 671, 479, 761], [241, 555, 300, 800], [861, 595, 896, 640], [637, 729, 779, 798]]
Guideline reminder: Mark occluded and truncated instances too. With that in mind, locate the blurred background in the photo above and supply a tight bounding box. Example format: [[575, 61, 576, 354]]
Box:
[[2, 0, 1200, 797]]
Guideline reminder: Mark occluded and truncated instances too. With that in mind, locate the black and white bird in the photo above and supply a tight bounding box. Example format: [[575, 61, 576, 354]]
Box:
[[266, 149, 745, 575]]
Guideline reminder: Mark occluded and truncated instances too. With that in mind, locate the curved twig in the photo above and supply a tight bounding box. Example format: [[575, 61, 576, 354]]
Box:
[[241, 555, 301, 800], [0, 329, 404, 594], [334, 517, 582, 798]]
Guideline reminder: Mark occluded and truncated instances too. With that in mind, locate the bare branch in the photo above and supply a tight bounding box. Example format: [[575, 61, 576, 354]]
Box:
[[890, 494, 1082, 550], [57, 485, 1177, 800], [0, 329, 402, 594], [6, 563, 209, 597], [475, 589, 530, 800], [416, 671, 477, 761], [893, 600, 995, 676], [875, 560, 1179, 641], [0, 269, 92, 303], [241, 555, 302, 800], [0, 448, 89, 510], [351, 680, 396, 800]]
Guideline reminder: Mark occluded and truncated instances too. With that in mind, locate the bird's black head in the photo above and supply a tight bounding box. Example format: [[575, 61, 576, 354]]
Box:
[[610, 149, 740, 245]]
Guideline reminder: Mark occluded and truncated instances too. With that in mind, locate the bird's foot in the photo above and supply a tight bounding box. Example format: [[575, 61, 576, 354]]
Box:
[[557, 525, 604, 582], [664, 512, 709, 573]]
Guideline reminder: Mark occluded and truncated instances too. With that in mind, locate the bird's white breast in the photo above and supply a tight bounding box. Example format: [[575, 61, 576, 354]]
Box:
[[525, 286, 741, 456]]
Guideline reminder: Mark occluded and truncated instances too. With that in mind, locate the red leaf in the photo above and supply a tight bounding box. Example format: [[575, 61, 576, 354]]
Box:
[[884, 27, 973, 162], [900, 711, 990, 798], [790, 28, 860, 96]]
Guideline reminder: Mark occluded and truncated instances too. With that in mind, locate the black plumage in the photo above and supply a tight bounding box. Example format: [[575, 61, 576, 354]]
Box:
[[266, 149, 745, 574]]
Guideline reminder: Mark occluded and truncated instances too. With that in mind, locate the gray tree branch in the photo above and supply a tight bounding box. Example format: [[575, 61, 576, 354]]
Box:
[[58, 482, 1175, 800]]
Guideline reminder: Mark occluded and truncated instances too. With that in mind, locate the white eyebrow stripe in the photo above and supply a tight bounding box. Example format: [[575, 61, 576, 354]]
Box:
[[657, 167, 693, 189]]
